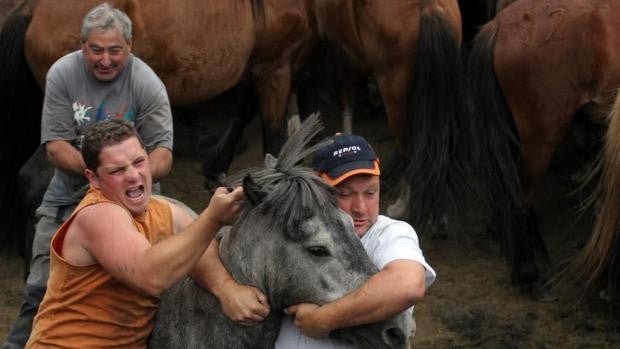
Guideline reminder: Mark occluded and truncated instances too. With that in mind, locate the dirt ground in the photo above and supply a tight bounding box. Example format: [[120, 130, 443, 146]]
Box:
[[2, 106, 620, 348]]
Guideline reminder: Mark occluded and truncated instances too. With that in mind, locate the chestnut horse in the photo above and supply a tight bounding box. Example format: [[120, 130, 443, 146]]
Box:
[[0, 0, 315, 255], [305, 0, 467, 230], [466, 0, 620, 298]]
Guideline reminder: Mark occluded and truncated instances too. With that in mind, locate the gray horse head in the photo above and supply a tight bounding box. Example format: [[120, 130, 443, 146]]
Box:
[[150, 114, 412, 348]]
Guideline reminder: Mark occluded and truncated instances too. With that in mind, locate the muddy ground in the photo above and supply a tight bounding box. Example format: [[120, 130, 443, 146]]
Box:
[[2, 104, 620, 348]]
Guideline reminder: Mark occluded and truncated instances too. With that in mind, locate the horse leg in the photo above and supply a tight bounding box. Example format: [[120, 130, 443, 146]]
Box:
[[339, 69, 358, 135], [386, 177, 409, 220], [509, 141, 559, 301], [286, 90, 302, 137], [17, 145, 53, 279], [253, 66, 291, 157], [200, 85, 258, 191], [374, 69, 414, 222]]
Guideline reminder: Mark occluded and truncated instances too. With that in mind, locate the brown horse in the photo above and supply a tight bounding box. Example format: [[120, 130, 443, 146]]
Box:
[[304, 0, 467, 230], [0, 0, 316, 254], [466, 0, 620, 298]]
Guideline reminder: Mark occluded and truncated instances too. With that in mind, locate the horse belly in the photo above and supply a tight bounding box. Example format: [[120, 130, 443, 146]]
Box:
[[24, 0, 93, 86], [133, 1, 258, 105]]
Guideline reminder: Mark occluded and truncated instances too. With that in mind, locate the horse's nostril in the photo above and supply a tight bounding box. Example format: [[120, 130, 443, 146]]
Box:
[[383, 327, 406, 347]]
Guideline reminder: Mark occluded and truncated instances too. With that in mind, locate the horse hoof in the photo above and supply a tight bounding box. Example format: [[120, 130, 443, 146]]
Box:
[[530, 286, 556, 303], [518, 281, 557, 303], [599, 289, 614, 301], [386, 202, 408, 220]]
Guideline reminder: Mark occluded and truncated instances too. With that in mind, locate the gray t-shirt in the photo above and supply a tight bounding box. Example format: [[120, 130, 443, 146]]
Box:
[[40, 50, 174, 207]]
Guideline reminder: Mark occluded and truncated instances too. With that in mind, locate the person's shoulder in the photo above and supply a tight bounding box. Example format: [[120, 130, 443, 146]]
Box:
[[129, 55, 166, 91], [73, 201, 133, 233], [48, 50, 82, 75], [150, 196, 178, 218], [130, 55, 161, 79], [376, 215, 415, 231]]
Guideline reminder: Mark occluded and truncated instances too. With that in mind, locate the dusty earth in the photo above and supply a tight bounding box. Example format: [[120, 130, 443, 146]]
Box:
[[2, 104, 620, 349]]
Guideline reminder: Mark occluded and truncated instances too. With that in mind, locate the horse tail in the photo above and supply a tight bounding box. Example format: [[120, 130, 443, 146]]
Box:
[[0, 7, 43, 256], [569, 90, 620, 292], [404, 6, 467, 228], [466, 21, 548, 285]]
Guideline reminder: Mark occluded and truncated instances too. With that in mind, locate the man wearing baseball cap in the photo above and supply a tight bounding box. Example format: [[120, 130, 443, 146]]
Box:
[[275, 133, 436, 348]]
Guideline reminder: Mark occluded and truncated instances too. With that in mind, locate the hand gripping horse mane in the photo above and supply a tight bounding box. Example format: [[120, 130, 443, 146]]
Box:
[[149, 114, 412, 348]]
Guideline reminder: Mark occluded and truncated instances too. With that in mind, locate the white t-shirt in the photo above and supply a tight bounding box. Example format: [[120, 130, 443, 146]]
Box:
[[275, 215, 436, 348]]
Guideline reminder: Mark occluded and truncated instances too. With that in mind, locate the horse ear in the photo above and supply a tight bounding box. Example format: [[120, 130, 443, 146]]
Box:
[[264, 153, 277, 169], [243, 175, 266, 206]]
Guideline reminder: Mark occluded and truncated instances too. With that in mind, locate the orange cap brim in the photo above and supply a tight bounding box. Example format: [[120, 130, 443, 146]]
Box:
[[319, 159, 380, 186]]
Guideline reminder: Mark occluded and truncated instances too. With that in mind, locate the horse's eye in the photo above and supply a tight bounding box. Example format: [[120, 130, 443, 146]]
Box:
[[307, 246, 329, 257]]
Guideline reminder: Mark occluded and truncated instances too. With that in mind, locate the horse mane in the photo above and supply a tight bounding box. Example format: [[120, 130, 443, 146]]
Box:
[[225, 113, 339, 241]]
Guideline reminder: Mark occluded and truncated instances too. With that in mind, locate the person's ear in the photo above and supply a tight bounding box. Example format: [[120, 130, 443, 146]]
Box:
[[85, 168, 101, 189]]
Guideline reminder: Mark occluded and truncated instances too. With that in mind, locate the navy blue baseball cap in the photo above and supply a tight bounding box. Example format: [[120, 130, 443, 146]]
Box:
[[312, 133, 380, 186]]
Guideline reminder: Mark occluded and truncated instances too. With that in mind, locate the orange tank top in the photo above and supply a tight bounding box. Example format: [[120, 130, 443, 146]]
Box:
[[26, 188, 173, 349]]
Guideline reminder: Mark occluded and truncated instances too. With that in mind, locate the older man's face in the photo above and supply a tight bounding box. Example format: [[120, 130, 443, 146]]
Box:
[[82, 28, 131, 81]]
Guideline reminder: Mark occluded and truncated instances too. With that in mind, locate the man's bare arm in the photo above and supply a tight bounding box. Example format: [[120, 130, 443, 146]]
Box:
[[287, 260, 426, 338], [74, 187, 244, 297]]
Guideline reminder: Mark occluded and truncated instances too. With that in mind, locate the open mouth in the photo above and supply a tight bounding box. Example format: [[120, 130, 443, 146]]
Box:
[[126, 185, 145, 201]]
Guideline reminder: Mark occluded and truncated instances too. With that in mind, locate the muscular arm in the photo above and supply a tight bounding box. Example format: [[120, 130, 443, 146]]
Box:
[[169, 203, 270, 325], [189, 240, 270, 325], [287, 260, 427, 338], [71, 187, 244, 297]]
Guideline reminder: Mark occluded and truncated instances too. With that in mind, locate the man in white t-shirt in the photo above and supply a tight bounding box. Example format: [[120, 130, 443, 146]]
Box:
[[275, 133, 436, 348]]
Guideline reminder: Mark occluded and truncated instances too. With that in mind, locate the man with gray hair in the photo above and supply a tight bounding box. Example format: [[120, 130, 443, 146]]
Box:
[[2, 3, 173, 348]]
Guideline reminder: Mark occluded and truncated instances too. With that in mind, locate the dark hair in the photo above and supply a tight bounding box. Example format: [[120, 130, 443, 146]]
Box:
[[82, 119, 144, 171]]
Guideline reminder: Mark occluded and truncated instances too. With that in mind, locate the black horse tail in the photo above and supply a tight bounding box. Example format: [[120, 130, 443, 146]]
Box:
[[466, 21, 549, 287], [0, 8, 43, 257], [401, 7, 468, 230]]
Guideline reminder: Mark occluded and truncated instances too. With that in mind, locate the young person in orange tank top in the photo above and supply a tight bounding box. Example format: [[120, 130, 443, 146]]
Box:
[[25, 119, 264, 348]]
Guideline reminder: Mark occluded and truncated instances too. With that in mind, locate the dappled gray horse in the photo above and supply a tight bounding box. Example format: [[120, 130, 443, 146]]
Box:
[[149, 115, 412, 348]]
